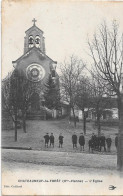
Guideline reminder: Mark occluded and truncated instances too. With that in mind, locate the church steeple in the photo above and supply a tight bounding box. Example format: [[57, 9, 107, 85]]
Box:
[[24, 19, 45, 54]]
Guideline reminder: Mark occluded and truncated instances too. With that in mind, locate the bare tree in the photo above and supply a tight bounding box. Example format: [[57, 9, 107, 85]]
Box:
[[88, 20, 123, 117], [76, 76, 91, 134], [17, 71, 32, 133], [60, 55, 85, 127], [75, 71, 112, 136], [2, 70, 19, 141], [90, 75, 113, 136], [16, 70, 44, 133], [88, 20, 123, 170], [2, 69, 41, 137]]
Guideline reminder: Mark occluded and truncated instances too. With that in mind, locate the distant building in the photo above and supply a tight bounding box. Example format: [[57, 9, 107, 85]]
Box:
[[70, 98, 118, 120]]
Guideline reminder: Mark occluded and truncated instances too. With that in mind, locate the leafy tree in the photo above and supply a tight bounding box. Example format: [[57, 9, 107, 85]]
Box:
[[44, 74, 61, 110]]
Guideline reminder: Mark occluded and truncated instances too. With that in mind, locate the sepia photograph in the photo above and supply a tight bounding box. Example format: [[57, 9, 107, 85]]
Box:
[[1, 0, 123, 195]]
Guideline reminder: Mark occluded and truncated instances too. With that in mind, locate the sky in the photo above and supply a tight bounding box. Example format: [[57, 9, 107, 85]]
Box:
[[2, 0, 123, 78]]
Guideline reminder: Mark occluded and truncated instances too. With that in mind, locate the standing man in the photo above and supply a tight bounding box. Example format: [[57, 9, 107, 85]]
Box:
[[99, 133, 106, 152], [88, 137, 94, 153], [115, 134, 118, 151], [44, 133, 50, 148], [91, 133, 96, 150], [49, 133, 55, 147], [79, 133, 85, 151], [59, 133, 64, 148], [72, 132, 77, 149], [106, 135, 112, 152]]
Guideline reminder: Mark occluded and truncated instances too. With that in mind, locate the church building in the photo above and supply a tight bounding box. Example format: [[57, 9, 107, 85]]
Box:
[[12, 19, 58, 119]]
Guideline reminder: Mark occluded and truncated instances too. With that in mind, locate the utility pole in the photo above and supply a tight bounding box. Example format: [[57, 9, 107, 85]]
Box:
[[117, 93, 123, 171]]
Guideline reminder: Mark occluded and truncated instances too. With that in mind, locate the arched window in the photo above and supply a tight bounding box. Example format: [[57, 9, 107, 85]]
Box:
[[35, 35, 40, 48], [29, 35, 34, 48]]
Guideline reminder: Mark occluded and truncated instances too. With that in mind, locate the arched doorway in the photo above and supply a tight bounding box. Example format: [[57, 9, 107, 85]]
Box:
[[30, 93, 40, 111]]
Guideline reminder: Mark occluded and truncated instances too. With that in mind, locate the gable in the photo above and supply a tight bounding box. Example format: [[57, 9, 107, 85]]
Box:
[[12, 47, 57, 85], [25, 25, 43, 34], [13, 47, 55, 65]]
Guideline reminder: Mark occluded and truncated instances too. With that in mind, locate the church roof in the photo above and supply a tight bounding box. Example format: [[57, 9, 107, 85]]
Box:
[[25, 25, 43, 34], [12, 46, 57, 65]]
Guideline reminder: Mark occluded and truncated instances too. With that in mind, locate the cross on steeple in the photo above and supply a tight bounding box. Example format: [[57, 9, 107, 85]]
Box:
[[32, 18, 37, 26]]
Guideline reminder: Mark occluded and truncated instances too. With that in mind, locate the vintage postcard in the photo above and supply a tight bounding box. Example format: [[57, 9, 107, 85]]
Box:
[[1, 0, 123, 195]]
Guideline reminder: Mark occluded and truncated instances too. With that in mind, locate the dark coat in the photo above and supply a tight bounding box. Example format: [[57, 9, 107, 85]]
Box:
[[79, 135, 85, 146], [106, 138, 112, 147], [95, 136, 100, 147], [99, 136, 106, 146], [59, 136, 64, 144], [91, 135, 96, 142], [72, 134, 77, 144], [44, 135, 49, 143], [89, 139, 95, 149], [49, 135, 54, 143]]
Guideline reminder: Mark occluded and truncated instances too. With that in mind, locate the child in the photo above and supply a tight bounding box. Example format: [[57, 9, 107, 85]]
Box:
[[59, 133, 64, 148]]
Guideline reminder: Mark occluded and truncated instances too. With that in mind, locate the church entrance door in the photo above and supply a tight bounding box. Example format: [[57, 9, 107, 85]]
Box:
[[31, 93, 40, 111]]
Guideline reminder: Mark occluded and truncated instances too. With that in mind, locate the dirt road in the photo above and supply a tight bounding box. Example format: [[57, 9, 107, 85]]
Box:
[[2, 148, 117, 169], [2, 149, 123, 195]]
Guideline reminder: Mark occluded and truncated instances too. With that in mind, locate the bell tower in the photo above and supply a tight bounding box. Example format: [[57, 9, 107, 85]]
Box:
[[24, 18, 45, 54], [12, 19, 58, 119]]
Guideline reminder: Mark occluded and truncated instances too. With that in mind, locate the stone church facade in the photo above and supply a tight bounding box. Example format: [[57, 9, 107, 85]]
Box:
[[12, 19, 58, 119]]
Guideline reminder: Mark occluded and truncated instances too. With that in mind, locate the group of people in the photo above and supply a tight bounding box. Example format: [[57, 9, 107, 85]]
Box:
[[89, 133, 109, 152], [88, 133, 118, 153], [44, 132, 85, 150], [43, 132, 118, 152], [44, 133, 64, 148], [72, 132, 85, 150], [72, 132, 115, 152]]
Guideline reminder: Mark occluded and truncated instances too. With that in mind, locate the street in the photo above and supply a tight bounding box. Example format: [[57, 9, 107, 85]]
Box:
[[2, 148, 123, 195], [2, 148, 117, 169], [2, 120, 122, 195]]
